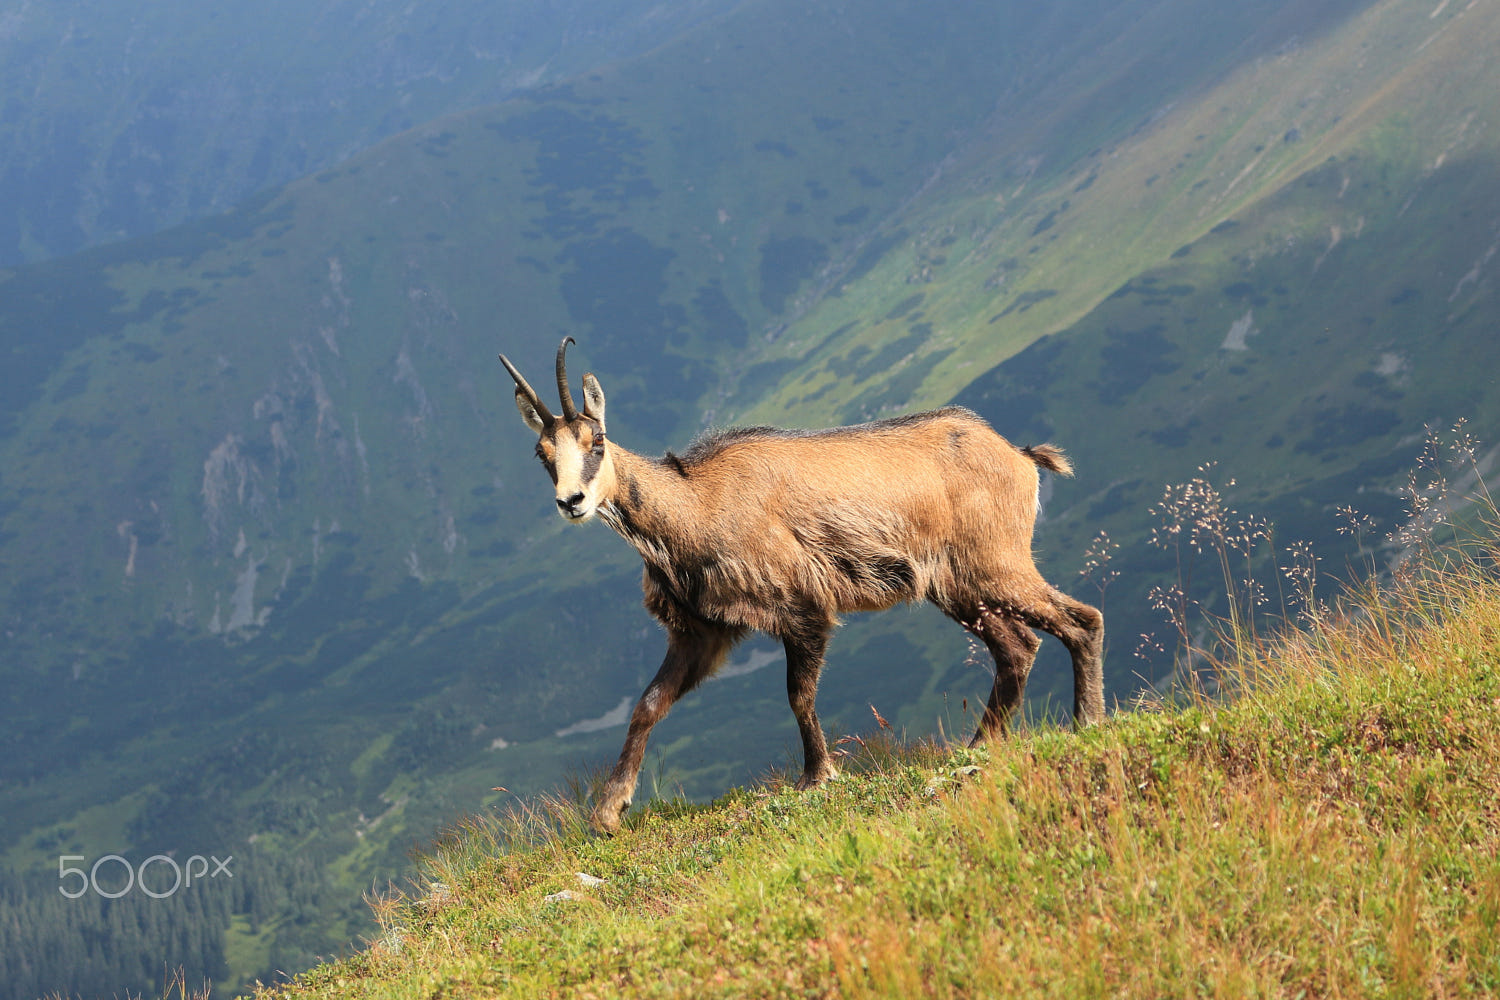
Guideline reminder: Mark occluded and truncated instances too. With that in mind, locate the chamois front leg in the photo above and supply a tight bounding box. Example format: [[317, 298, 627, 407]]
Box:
[[784, 626, 838, 790], [592, 624, 736, 834]]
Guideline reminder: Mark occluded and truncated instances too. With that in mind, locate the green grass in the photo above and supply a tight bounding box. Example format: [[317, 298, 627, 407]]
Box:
[[247, 519, 1500, 998], [7, 0, 1500, 989]]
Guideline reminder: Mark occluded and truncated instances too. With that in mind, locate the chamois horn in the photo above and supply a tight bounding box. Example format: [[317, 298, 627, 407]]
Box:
[[498, 352, 555, 427], [555, 336, 579, 421]]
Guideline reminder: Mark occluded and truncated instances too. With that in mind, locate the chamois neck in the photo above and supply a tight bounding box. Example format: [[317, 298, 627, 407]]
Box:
[[599, 444, 698, 551]]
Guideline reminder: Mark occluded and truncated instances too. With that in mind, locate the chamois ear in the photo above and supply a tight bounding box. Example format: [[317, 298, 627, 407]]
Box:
[[515, 387, 548, 434], [581, 372, 606, 430]]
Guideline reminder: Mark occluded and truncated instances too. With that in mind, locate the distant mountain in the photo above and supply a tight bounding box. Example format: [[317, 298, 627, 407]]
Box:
[[0, 0, 737, 267], [2, 0, 1497, 992], [745, 0, 1500, 690]]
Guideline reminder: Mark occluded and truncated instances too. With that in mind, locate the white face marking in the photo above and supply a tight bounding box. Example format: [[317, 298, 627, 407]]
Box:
[[543, 425, 606, 522], [553, 436, 590, 520]]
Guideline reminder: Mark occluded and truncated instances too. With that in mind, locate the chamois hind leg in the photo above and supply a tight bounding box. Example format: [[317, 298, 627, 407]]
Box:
[[592, 623, 739, 834], [784, 624, 838, 790], [962, 609, 1043, 746], [1021, 587, 1106, 728]]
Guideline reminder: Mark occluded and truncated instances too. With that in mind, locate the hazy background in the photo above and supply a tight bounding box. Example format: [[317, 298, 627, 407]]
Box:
[[2, 0, 1497, 993]]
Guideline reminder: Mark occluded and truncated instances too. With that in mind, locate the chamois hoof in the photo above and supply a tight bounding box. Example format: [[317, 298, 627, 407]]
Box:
[[590, 796, 629, 836], [793, 765, 839, 791]]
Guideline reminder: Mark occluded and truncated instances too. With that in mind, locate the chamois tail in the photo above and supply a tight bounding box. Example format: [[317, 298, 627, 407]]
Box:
[[1021, 444, 1074, 478]]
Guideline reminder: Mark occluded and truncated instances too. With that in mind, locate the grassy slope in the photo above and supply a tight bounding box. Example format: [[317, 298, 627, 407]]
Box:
[[4, 0, 1500, 989], [253, 526, 1500, 998]]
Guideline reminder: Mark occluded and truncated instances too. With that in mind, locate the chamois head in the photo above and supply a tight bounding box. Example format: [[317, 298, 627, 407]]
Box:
[[499, 337, 613, 523]]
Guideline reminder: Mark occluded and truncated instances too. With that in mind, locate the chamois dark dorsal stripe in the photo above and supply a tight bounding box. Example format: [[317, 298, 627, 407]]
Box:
[[675, 407, 987, 468]]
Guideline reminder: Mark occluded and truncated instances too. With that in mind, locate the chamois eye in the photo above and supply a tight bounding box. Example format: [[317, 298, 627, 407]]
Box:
[[534, 445, 548, 464], [592, 433, 606, 454]]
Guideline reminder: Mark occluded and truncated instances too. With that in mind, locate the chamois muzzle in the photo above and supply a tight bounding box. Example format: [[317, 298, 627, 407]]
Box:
[[557, 491, 587, 518]]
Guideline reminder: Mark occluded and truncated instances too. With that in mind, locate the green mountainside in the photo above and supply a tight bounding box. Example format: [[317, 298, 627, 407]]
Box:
[[1, 0, 1498, 992], [0, 0, 738, 267]]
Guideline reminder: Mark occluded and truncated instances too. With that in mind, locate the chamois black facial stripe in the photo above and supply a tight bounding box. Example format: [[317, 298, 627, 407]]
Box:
[[580, 446, 602, 484], [559, 419, 603, 485]]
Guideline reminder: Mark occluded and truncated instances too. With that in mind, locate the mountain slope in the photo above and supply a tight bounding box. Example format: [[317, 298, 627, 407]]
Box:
[[0, 0, 1042, 782], [2, 0, 1499, 992], [738, 0, 1500, 693], [1, 1, 1130, 989], [0, 0, 739, 267], [740, 0, 1500, 424]]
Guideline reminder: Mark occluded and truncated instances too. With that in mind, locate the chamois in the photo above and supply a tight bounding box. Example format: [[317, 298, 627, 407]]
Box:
[[500, 338, 1104, 834]]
